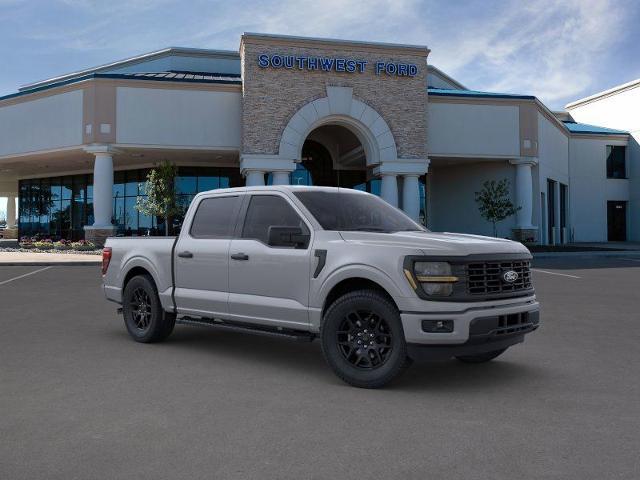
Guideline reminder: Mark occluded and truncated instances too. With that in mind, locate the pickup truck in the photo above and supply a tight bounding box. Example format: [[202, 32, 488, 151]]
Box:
[[102, 186, 540, 388]]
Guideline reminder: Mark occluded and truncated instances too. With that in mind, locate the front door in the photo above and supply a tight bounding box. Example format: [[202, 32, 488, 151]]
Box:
[[174, 194, 243, 317], [607, 201, 627, 241], [228, 193, 312, 329]]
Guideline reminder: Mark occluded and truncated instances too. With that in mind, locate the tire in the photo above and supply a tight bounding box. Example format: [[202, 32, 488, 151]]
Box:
[[321, 289, 411, 388], [455, 348, 507, 364], [122, 274, 175, 343]]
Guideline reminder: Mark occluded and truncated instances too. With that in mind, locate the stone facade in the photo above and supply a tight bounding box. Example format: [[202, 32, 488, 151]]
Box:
[[240, 35, 429, 161]]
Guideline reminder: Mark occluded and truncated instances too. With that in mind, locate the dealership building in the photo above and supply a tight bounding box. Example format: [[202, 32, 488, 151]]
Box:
[[0, 33, 637, 245]]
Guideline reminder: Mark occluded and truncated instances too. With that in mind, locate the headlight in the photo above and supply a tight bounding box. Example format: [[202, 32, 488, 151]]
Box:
[[411, 261, 458, 297]]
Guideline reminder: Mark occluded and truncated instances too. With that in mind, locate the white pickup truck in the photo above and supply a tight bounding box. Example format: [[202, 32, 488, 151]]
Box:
[[102, 186, 539, 388]]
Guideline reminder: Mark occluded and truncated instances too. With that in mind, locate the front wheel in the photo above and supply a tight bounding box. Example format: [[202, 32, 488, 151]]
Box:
[[321, 289, 411, 388], [122, 274, 175, 343], [455, 348, 507, 364]]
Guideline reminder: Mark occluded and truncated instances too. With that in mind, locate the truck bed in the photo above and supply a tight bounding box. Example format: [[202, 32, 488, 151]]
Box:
[[103, 236, 177, 310]]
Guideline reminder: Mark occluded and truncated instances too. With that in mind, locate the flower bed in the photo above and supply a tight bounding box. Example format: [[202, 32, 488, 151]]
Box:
[[8, 236, 101, 255]]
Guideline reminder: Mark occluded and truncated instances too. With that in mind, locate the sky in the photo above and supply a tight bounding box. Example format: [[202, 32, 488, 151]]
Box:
[[1, 0, 640, 215]]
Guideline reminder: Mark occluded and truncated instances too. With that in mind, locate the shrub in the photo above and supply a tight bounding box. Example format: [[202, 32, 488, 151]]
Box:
[[54, 240, 73, 250], [33, 239, 54, 250], [71, 240, 97, 251]]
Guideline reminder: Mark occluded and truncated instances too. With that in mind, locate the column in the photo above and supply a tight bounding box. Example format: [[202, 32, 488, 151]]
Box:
[[245, 170, 265, 186], [241, 154, 294, 188], [84, 145, 116, 246], [401, 175, 420, 221], [380, 174, 398, 207], [510, 158, 538, 243], [271, 171, 290, 185], [6, 195, 16, 229], [92, 152, 114, 227]]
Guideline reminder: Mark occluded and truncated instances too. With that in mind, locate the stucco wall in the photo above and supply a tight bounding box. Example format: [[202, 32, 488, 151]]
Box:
[[569, 136, 629, 242], [240, 37, 428, 159], [115, 87, 242, 148], [0, 90, 83, 156], [568, 86, 639, 241], [429, 161, 517, 238], [427, 102, 520, 157]]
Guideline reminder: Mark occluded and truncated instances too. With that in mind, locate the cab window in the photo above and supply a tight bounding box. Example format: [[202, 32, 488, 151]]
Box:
[[190, 196, 241, 238], [241, 195, 309, 245]]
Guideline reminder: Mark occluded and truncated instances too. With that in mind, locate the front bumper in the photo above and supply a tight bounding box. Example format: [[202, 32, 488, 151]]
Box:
[[400, 297, 540, 345]]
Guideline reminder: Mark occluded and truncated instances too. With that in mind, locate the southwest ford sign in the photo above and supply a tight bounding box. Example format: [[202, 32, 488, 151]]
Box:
[[257, 54, 418, 77]]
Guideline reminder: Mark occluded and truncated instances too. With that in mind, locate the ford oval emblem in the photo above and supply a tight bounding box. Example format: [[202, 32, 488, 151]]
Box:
[[502, 270, 519, 283]]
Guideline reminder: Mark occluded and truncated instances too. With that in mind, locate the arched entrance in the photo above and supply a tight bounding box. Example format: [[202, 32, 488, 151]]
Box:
[[241, 86, 428, 221], [290, 124, 380, 195]]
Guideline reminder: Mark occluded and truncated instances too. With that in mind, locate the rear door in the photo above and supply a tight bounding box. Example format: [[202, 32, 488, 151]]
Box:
[[227, 193, 312, 329], [173, 194, 243, 317]]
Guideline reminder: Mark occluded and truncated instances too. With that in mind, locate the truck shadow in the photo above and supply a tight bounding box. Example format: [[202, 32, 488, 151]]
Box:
[[157, 325, 543, 392]]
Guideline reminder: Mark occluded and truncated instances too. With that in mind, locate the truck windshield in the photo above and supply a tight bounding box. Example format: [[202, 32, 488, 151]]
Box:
[[294, 191, 425, 233]]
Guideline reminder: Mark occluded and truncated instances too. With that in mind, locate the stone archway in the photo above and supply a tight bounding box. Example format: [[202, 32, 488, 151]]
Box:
[[278, 86, 398, 166]]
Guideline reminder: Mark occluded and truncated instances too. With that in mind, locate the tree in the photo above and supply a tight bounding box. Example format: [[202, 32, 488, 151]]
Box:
[[474, 179, 520, 237], [136, 161, 181, 236]]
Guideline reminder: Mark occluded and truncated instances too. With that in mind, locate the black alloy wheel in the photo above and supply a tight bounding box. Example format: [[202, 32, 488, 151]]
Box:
[[321, 289, 410, 388], [130, 287, 153, 332], [337, 310, 393, 369], [122, 274, 175, 343]]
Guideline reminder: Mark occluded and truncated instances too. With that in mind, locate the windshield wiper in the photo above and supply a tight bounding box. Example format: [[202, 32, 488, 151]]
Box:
[[346, 227, 393, 232]]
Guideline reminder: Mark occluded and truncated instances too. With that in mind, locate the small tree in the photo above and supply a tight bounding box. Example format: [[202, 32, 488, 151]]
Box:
[[136, 161, 181, 236], [475, 179, 520, 237]]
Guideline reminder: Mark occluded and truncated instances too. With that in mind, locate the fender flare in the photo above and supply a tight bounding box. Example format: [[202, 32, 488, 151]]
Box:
[[314, 263, 405, 310], [119, 256, 164, 293]]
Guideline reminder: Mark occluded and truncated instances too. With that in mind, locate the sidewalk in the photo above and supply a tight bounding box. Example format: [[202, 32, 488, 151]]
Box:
[[0, 251, 102, 266], [533, 250, 640, 258], [531, 242, 640, 258]]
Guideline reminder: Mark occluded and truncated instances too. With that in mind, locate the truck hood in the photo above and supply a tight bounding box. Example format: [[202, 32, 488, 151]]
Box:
[[339, 230, 531, 256]]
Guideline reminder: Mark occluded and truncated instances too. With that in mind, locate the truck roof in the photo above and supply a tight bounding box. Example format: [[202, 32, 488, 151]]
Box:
[[195, 185, 371, 196]]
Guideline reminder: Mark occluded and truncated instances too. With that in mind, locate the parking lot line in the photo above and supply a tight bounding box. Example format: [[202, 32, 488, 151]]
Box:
[[0, 266, 52, 286], [531, 268, 581, 279]]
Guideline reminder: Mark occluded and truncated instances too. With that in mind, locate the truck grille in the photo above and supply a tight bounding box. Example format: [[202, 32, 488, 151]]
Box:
[[466, 260, 532, 296]]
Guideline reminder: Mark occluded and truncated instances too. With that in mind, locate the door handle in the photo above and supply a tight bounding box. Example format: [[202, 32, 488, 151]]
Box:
[[177, 251, 193, 258], [230, 253, 249, 261]]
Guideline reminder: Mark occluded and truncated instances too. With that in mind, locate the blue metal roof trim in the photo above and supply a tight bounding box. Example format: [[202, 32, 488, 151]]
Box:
[[562, 121, 628, 135], [0, 72, 242, 102], [428, 87, 536, 100]]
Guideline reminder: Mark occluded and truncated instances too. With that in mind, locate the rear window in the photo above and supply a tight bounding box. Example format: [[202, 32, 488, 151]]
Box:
[[190, 196, 241, 238]]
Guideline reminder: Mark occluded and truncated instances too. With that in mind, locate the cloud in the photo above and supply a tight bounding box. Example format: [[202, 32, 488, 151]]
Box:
[[1, 0, 637, 108], [426, 0, 633, 107]]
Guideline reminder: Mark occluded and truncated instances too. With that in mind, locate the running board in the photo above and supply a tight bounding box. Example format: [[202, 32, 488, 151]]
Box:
[[177, 316, 316, 342]]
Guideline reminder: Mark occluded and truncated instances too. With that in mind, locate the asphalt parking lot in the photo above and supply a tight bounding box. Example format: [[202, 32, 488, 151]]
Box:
[[1, 257, 639, 479]]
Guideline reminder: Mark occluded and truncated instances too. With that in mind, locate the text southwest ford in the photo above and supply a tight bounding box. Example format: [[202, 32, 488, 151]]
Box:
[[101, 186, 540, 388]]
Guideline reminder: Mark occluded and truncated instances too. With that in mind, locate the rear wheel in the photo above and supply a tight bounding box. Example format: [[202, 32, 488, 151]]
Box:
[[455, 348, 507, 364], [122, 274, 175, 343], [321, 289, 410, 388]]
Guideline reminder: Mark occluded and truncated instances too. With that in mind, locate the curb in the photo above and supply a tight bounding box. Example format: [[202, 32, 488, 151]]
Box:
[[0, 261, 101, 266], [533, 251, 640, 258]]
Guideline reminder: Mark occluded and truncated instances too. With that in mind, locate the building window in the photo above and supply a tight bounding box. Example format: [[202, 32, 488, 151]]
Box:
[[606, 145, 626, 179], [18, 166, 242, 240]]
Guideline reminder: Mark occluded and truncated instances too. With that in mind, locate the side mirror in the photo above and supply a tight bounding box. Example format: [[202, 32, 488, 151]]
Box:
[[267, 226, 310, 248]]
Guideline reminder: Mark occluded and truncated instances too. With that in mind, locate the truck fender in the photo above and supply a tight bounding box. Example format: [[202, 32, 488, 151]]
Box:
[[314, 263, 405, 310], [119, 256, 166, 302]]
